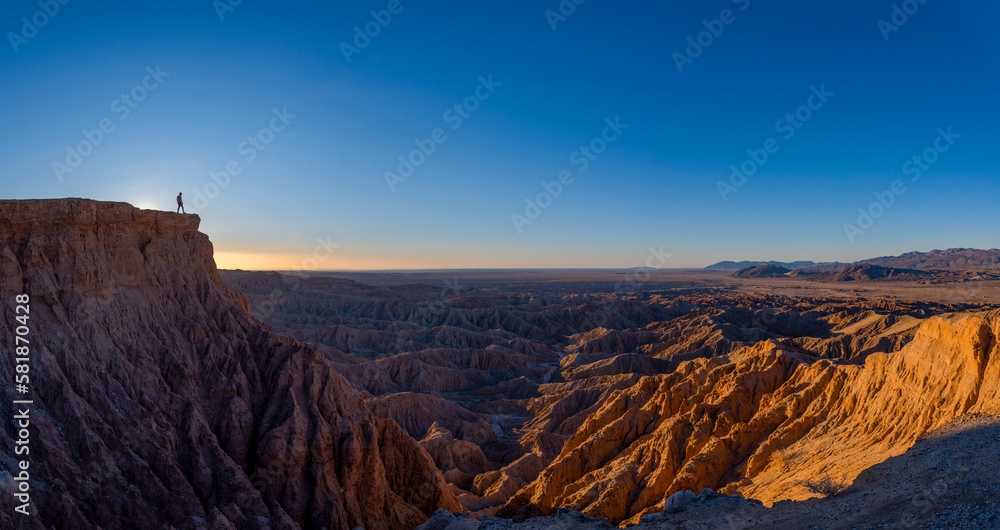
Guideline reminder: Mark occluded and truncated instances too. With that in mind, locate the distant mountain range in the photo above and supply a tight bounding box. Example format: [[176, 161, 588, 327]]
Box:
[[829, 264, 932, 282], [727, 262, 1000, 283], [858, 248, 1000, 270], [706, 260, 843, 271], [731, 264, 794, 278], [707, 249, 1000, 271]]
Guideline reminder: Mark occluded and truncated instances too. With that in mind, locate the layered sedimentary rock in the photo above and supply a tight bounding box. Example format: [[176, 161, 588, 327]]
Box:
[[0, 200, 458, 529]]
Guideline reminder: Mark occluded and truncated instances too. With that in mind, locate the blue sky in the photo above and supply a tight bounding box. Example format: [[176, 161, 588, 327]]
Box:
[[1, 0, 997, 269]]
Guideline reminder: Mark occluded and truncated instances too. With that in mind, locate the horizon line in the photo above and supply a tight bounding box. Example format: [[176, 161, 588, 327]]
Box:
[[219, 267, 713, 273]]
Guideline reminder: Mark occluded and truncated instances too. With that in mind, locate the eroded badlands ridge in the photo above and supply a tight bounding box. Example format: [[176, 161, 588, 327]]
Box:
[[223, 268, 1000, 525], [502, 313, 1000, 524], [0, 200, 457, 529]]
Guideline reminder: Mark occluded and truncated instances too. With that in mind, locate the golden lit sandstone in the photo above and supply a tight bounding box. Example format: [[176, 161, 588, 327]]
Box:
[[502, 312, 999, 525], [0, 199, 459, 529], [738, 314, 998, 503]]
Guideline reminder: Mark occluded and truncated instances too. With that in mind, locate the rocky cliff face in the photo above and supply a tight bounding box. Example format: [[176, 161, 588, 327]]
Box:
[[0, 199, 458, 529]]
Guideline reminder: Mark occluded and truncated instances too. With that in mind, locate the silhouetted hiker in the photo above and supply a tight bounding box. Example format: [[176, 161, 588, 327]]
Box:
[[177, 192, 185, 214]]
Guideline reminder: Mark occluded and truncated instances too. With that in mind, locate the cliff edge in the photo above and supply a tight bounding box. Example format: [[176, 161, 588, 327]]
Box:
[[0, 199, 459, 529]]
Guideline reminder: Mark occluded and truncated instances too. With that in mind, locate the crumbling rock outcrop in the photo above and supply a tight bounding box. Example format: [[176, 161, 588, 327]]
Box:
[[0, 199, 458, 529]]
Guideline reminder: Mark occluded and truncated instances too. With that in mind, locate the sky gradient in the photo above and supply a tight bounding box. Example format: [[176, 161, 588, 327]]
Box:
[[1, 0, 997, 269]]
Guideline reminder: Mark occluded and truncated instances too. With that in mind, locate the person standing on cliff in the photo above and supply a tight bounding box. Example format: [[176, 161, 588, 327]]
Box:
[[176, 192, 185, 214]]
